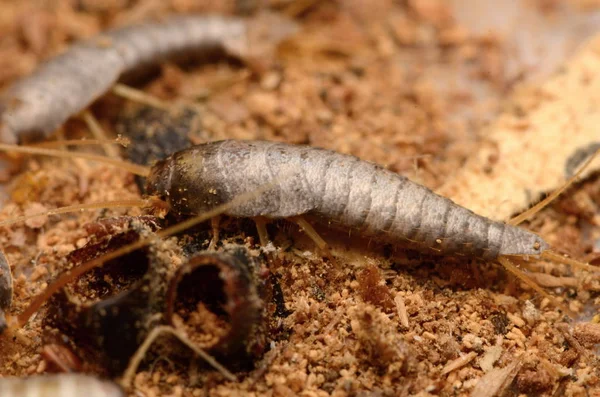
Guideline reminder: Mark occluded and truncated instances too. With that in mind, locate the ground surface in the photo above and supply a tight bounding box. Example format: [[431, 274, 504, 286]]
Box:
[[0, 0, 600, 396]]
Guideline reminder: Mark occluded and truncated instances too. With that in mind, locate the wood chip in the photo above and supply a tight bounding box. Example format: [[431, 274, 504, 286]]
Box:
[[479, 345, 503, 373], [573, 322, 600, 347], [506, 312, 525, 328], [557, 323, 589, 361], [394, 293, 409, 328], [471, 360, 521, 397], [441, 351, 478, 375]]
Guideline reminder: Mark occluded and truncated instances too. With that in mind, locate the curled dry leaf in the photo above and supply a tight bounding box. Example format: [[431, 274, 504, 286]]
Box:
[[44, 215, 168, 375], [165, 244, 267, 362]]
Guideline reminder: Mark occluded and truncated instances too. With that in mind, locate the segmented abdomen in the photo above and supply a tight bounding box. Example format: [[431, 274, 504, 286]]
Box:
[[156, 140, 519, 260], [0, 16, 245, 143], [0, 374, 124, 397]]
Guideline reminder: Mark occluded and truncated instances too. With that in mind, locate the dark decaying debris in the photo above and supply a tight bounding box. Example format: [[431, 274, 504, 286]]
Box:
[[356, 265, 394, 313], [0, 250, 12, 333], [82, 215, 162, 241], [565, 142, 600, 177], [515, 363, 554, 394], [117, 105, 198, 192], [43, 215, 275, 377], [572, 322, 600, 348], [165, 244, 269, 367], [44, 215, 170, 375], [118, 105, 197, 166], [350, 305, 415, 380], [268, 273, 292, 319], [490, 312, 511, 335]]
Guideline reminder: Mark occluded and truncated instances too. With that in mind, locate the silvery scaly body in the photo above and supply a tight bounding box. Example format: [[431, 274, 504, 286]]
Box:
[[146, 140, 548, 260], [0, 374, 124, 397], [0, 16, 247, 144]]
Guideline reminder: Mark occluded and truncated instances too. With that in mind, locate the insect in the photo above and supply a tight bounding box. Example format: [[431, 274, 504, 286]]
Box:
[[0, 250, 11, 333], [145, 140, 552, 260], [145, 140, 598, 303], [0, 13, 296, 144], [0, 138, 597, 329], [0, 374, 124, 397]]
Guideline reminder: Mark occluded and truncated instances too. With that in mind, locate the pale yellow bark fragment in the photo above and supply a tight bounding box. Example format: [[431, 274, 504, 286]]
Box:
[[471, 360, 521, 397], [394, 293, 410, 328], [441, 351, 477, 375], [439, 34, 600, 220]]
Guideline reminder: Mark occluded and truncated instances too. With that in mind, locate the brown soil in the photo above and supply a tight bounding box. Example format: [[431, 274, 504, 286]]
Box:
[[0, 1, 599, 396]]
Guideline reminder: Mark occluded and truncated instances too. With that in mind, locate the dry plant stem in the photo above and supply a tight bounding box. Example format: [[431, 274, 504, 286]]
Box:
[[541, 250, 599, 272], [31, 137, 130, 148], [81, 111, 120, 159], [8, 179, 279, 329], [291, 216, 329, 251], [556, 323, 591, 362], [529, 272, 578, 288], [0, 199, 152, 227], [0, 143, 150, 177], [253, 217, 270, 246], [208, 216, 221, 250], [509, 148, 600, 226], [441, 352, 477, 375], [120, 325, 236, 389], [111, 84, 169, 110], [290, 216, 337, 263], [498, 257, 573, 315]]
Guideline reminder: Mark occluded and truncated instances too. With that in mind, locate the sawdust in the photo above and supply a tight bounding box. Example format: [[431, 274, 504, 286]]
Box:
[[438, 35, 600, 221], [0, 0, 599, 396]]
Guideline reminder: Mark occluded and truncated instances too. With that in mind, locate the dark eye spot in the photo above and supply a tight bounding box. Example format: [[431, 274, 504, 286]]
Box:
[[533, 242, 541, 250]]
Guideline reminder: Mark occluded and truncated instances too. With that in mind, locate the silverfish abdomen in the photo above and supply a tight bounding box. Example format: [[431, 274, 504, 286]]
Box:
[[146, 140, 548, 260], [0, 16, 245, 144]]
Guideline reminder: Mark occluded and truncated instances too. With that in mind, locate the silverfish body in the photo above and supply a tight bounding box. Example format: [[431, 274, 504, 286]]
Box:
[[146, 140, 548, 260], [0, 250, 11, 332], [0, 16, 246, 144], [0, 374, 124, 397]]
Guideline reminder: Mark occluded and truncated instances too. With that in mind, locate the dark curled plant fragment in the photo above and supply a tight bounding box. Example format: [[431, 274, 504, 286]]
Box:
[[44, 214, 272, 377], [165, 245, 267, 366], [82, 215, 161, 241], [117, 105, 197, 192], [0, 250, 12, 333], [117, 105, 197, 167], [44, 216, 170, 375]]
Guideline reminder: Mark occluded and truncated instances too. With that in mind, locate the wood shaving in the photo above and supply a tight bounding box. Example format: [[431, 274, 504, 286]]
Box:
[[441, 351, 478, 375]]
